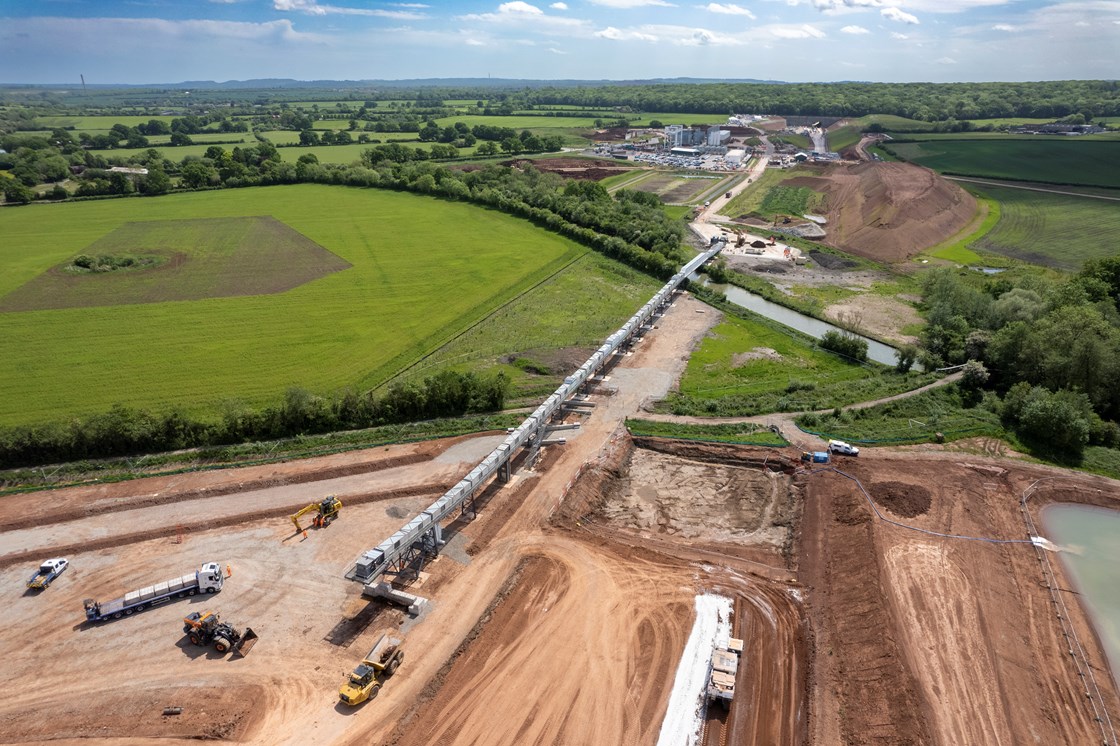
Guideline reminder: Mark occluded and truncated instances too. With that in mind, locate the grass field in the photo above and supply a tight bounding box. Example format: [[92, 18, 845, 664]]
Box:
[[924, 192, 1000, 264], [395, 252, 662, 403], [0, 216, 350, 311], [35, 115, 178, 131], [0, 185, 589, 427], [883, 139, 1120, 188], [966, 184, 1120, 269], [663, 307, 939, 417]]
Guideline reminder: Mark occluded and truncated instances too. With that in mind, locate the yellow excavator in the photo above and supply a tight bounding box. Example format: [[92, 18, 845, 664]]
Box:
[[290, 495, 342, 532]]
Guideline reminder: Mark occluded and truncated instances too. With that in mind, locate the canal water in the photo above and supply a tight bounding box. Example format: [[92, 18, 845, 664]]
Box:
[[697, 277, 903, 367], [1043, 503, 1120, 687]]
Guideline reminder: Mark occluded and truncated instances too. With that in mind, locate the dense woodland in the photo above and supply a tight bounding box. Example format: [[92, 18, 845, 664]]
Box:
[[916, 261, 1120, 457]]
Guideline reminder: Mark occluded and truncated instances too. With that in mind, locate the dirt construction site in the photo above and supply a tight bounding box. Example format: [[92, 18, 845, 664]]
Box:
[[2, 294, 1120, 746]]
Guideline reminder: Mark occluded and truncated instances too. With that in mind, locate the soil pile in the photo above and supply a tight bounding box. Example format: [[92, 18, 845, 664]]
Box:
[[873, 480, 932, 517], [786, 161, 976, 262]]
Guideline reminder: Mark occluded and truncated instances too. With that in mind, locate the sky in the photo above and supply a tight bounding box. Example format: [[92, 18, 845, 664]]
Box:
[[0, 0, 1117, 85]]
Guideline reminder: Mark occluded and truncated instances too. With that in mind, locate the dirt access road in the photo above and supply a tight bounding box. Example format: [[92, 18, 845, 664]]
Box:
[[3, 285, 1120, 746]]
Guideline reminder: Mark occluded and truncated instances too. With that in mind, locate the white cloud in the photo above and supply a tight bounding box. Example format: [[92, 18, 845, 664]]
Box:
[[389, 2, 429, 6], [895, 0, 1008, 10], [595, 25, 659, 39], [704, 3, 756, 17], [890, 30, 909, 38], [767, 23, 827, 38], [840, 24, 870, 33], [498, 1, 543, 13], [881, 6, 919, 23], [273, 0, 425, 19], [588, 0, 675, 7], [550, 1, 569, 7], [992, 23, 1016, 31], [936, 56, 957, 63], [548, 46, 567, 53], [465, 38, 486, 45], [459, 2, 588, 30], [813, 0, 881, 9]]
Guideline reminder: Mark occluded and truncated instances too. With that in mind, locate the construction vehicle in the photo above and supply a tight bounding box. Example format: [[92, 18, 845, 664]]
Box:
[[27, 557, 69, 590], [338, 634, 404, 706], [182, 610, 259, 656], [84, 561, 227, 622], [291, 495, 341, 533], [707, 637, 744, 709], [735, 230, 745, 248]]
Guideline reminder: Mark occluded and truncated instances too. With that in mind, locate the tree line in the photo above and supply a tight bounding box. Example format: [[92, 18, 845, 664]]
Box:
[[0, 371, 508, 470], [915, 261, 1120, 458]]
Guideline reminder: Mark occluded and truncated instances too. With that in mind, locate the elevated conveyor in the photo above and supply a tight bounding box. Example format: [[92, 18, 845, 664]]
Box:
[[346, 245, 723, 587]]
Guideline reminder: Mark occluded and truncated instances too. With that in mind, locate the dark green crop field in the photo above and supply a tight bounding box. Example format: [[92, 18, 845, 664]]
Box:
[[883, 139, 1120, 188], [0, 185, 587, 427]]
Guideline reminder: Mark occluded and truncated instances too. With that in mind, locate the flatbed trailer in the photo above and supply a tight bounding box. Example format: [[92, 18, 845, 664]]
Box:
[[84, 562, 226, 623]]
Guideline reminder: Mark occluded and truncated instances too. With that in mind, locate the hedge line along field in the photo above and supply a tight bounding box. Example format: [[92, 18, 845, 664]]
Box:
[[883, 139, 1120, 188], [0, 184, 587, 428], [967, 184, 1120, 270]]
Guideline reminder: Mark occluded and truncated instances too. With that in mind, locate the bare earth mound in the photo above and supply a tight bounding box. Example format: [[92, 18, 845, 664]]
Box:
[[0, 216, 351, 311], [786, 162, 976, 262]]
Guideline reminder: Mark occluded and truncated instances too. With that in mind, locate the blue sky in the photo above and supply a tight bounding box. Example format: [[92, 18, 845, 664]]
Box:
[[1, 0, 1117, 84]]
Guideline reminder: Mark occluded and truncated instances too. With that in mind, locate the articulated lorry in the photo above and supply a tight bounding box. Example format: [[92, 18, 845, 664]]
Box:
[[339, 634, 404, 705], [84, 561, 226, 623]]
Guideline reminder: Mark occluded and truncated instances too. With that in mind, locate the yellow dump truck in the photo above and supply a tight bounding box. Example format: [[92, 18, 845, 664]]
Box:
[[338, 634, 404, 706]]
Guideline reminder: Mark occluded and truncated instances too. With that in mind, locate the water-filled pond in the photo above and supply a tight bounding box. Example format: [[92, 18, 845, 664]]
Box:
[[1043, 503, 1120, 687]]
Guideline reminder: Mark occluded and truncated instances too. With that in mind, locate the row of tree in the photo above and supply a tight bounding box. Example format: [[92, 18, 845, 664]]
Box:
[[0, 371, 508, 469]]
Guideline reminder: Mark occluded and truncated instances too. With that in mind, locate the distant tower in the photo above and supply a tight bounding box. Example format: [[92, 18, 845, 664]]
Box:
[[80, 74, 86, 94]]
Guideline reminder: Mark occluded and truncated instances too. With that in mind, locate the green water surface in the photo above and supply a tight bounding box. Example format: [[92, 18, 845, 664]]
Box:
[[1044, 503, 1120, 687]]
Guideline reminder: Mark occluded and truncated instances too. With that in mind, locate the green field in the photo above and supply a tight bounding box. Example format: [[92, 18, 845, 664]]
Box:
[[396, 252, 661, 403], [883, 139, 1120, 188], [0, 216, 350, 311], [0, 185, 589, 427], [825, 125, 861, 152], [35, 115, 178, 130], [724, 168, 822, 220], [966, 184, 1120, 269], [664, 307, 938, 417], [851, 114, 934, 131], [796, 385, 1001, 445]]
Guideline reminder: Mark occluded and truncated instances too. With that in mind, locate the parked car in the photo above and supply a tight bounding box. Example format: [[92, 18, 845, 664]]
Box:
[[828, 440, 860, 456]]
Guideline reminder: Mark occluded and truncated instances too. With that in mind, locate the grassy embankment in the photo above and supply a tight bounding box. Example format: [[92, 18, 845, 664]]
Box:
[[0, 185, 591, 427], [625, 419, 787, 447]]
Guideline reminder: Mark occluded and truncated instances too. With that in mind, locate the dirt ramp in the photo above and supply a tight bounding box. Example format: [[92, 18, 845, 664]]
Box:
[[788, 161, 976, 262]]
